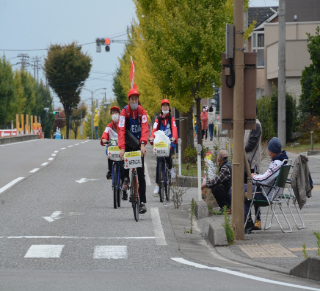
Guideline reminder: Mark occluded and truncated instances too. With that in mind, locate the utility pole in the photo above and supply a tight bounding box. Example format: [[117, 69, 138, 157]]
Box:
[[232, 0, 245, 240], [17, 54, 30, 70], [278, 0, 286, 146]]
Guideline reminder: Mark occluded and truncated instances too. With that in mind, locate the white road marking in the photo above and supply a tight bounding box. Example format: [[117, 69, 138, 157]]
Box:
[[75, 143, 79, 145], [54, 150, 59, 153], [0, 177, 24, 194], [151, 207, 167, 245], [81, 142, 85, 144], [0, 139, 41, 147], [43, 211, 62, 222], [172, 258, 320, 291], [94, 246, 128, 259], [60, 147, 66, 150], [29, 168, 39, 173], [48, 158, 54, 160], [68, 145, 73, 147], [51, 154, 56, 156], [41, 162, 49, 166], [144, 163, 151, 185], [24, 245, 64, 258], [75, 178, 99, 183], [5, 236, 156, 240]]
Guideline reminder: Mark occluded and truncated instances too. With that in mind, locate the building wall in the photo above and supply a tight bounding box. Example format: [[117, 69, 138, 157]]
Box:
[[264, 21, 320, 96], [286, 77, 302, 103]]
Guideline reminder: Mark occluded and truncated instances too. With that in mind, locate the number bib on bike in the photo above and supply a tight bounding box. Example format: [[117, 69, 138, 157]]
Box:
[[108, 146, 121, 161], [153, 141, 170, 157], [124, 151, 142, 169]]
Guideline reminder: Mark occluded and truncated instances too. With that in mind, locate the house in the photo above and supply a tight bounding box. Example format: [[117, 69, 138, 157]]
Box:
[[264, 0, 320, 102], [247, 0, 320, 102], [246, 6, 279, 99]]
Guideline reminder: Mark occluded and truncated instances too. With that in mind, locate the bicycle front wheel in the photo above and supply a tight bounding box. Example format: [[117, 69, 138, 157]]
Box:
[[113, 163, 118, 209], [166, 165, 171, 201], [131, 173, 140, 222], [117, 166, 121, 208], [159, 160, 164, 203]]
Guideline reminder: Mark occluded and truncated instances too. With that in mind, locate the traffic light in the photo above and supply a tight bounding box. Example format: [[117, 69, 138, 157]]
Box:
[[53, 111, 56, 115], [95, 38, 111, 53]]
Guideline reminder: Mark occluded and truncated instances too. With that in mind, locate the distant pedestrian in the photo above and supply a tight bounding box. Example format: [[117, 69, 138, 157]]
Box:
[[200, 106, 208, 141], [94, 109, 99, 139], [208, 106, 215, 141]]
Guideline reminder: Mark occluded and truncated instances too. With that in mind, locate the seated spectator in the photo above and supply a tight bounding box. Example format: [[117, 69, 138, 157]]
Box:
[[201, 149, 232, 213], [245, 137, 288, 233]]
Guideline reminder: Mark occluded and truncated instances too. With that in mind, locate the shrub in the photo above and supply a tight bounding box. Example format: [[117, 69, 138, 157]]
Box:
[[257, 96, 275, 141], [183, 145, 197, 163]]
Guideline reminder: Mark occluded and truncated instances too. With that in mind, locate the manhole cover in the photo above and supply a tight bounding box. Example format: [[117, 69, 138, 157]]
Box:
[[239, 243, 297, 258]]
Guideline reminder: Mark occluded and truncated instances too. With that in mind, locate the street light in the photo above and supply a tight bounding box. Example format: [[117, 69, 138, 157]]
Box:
[[82, 87, 106, 139]]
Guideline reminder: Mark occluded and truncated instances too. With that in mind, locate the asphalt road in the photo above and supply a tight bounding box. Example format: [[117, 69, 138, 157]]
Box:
[[0, 140, 319, 291]]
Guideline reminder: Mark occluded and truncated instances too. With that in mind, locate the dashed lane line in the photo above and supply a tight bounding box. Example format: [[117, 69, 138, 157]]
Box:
[[29, 168, 39, 173], [41, 162, 49, 166]]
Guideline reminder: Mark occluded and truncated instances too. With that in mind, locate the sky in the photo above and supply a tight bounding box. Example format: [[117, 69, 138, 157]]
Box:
[[0, 0, 279, 109]]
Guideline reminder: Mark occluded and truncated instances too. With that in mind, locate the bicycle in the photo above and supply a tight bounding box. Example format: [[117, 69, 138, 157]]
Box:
[[158, 155, 171, 203], [106, 139, 124, 209], [152, 138, 172, 203], [123, 151, 142, 222]]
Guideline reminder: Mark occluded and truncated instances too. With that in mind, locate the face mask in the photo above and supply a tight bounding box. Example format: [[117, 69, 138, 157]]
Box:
[[130, 103, 138, 110], [162, 110, 169, 115], [203, 109, 206, 112], [112, 114, 119, 122]]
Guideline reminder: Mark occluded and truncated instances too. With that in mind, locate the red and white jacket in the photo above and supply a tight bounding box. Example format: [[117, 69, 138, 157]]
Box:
[[100, 121, 118, 146], [118, 105, 149, 150], [150, 114, 178, 144]]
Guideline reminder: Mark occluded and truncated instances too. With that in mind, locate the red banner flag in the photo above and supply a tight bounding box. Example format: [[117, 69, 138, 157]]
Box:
[[130, 59, 135, 89]]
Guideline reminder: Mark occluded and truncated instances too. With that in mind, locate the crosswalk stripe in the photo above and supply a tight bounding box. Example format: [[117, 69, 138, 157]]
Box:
[[93, 246, 128, 259], [24, 245, 64, 258]]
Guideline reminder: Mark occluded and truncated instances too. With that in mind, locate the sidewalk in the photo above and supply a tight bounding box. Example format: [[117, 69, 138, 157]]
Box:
[[170, 144, 320, 277]]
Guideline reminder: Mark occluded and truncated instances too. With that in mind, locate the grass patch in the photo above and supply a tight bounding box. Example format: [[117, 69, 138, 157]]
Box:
[[176, 163, 205, 177], [284, 143, 320, 154]]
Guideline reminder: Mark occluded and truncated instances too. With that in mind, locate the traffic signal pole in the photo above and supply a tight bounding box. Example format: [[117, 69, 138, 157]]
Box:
[[232, 0, 245, 240]]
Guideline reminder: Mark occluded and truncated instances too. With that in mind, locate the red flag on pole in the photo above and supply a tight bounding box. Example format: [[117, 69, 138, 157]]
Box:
[[130, 58, 135, 89]]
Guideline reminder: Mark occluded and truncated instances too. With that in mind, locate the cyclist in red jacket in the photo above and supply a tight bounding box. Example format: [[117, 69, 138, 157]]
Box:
[[118, 88, 149, 213], [149, 99, 178, 195], [101, 106, 120, 179]]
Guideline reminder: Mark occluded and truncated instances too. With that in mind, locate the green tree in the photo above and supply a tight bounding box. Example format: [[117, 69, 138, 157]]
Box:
[[300, 26, 320, 117], [34, 80, 55, 138], [135, 0, 249, 147], [71, 102, 87, 139], [0, 56, 14, 129], [44, 42, 92, 139], [257, 96, 275, 141], [113, 67, 127, 109]]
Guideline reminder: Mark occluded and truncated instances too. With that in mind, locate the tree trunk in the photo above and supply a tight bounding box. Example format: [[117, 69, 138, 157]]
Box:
[[179, 111, 188, 164], [187, 106, 194, 148], [64, 105, 70, 139], [196, 96, 202, 148]]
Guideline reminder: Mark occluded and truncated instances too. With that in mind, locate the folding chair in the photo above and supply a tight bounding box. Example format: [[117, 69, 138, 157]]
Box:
[[278, 179, 305, 229], [244, 160, 292, 233]]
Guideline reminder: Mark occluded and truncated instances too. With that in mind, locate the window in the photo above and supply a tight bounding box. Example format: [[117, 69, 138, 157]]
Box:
[[56, 111, 60, 118], [252, 32, 265, 68]]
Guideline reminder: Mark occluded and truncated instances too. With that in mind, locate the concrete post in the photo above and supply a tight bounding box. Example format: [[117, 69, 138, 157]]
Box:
[[278, 0, 286, 146], [232, 0, 245, 240], [196, 144, 202, 201], [178, 138, 182, 176]]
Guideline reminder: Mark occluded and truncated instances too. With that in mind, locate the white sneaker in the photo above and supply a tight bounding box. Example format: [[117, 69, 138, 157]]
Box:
[[153, 185, 159, 196], [170, 167, 176, 179]]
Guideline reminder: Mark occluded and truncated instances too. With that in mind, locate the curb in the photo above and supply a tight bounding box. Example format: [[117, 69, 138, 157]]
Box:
[[290, 257, 320, 281]]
